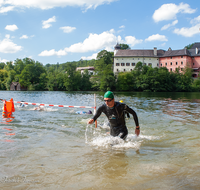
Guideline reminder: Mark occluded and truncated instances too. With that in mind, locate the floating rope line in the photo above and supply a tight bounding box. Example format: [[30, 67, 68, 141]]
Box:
[[14, 101, 95, 109]]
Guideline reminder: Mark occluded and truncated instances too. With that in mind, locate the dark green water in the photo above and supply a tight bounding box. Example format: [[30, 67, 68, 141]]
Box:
[[0, 91, 200, 190]]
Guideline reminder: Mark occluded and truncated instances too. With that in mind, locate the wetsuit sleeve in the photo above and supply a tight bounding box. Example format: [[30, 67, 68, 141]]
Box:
[[126, 111, 130, 118], [124, 105, 139, 126], [92, 105, 104, 122]]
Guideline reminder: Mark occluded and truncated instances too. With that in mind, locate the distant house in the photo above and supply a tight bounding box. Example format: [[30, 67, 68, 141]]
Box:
[[76, 66, 95, 75], [114, 44, 163, 73], [159, 43, 200, 78], [10, 82, 27, 91], [113, 42, 200, 78]]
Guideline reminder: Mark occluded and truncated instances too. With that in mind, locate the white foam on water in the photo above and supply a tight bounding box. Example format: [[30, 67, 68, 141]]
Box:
[[85, 124, 162, 149]]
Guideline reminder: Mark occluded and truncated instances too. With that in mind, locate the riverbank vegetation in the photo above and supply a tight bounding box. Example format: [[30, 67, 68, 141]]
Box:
[[0, 49, 200, 92]]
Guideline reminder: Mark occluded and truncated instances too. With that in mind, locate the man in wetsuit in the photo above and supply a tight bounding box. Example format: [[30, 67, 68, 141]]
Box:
[[87, 91, 140, 140]]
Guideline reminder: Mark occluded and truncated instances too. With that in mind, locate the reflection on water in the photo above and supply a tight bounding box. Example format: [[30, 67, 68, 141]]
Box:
[[0, 91, 200, 189]]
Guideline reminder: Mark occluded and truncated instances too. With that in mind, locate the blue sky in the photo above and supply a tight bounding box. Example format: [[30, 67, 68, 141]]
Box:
[[0, 0, 200, 65]]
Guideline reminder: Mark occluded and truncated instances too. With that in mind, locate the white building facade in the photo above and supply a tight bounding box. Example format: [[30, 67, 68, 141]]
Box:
[[113, 46, 164, 74]]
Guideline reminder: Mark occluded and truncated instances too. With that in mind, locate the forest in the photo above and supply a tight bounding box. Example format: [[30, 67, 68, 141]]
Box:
[[0, 48, 200, 92]]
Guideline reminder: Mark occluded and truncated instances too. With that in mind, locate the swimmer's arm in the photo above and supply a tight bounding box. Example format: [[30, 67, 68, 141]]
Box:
[[125, 105, 140, 136], [87, 105, 103, 124]]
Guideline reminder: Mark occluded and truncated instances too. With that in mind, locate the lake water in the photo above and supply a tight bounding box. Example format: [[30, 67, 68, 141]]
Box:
[[0, 91, 200, 190]]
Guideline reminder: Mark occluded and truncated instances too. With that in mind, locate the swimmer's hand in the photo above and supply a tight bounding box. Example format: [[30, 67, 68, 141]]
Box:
[[87, 119, 94, 124], [135, 126, 140, 136]]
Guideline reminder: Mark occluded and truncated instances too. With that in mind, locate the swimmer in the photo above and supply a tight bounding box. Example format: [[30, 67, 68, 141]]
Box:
[[88, 91, 140, 140], [34, 105, 44, 111], [76, 110, 93, 114], [19, 102, 25, 107]]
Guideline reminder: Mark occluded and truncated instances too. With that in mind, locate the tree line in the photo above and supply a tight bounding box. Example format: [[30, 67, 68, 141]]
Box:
[[0, 49, 200, 92]]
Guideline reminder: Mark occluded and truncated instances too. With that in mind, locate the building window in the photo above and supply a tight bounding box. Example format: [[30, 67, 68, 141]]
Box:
[[130, 69, 132, 71], [126, 63, 130, 66], [149, 58, 151, 60], [170, 62, 172, 65], [132, 63, 135, 66], [116, 69, 119, 72], [157, 64, 159, 66], [170, 68, 172, 71], [193, 63, 195, 65], [133, 58, 134, 60], [181, 68, 183, 71], [121, 63, 125, 66], [171, 57, 172, 59], [138, 58, 140, 60], [143, 63, 146, 65], [124, 69, 126, 71], [116, 63, 120, 66], [176, 62, 178, 65], [181, 61, 183, 65], [161, 63, 162, 66], [148, 63, 152, 66], [165, 63, 167, 66], [144, 58, 145, 60], [181, 56, 183, 58]]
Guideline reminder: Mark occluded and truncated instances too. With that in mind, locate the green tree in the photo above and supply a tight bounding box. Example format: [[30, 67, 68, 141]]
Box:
[[0, 62, 5, 69], [116, 72, 134, 91], [119, 44, 130, 50], [19, 59, 46, 90], [80, 70, 92, 91], [0, 69, 8, 90], [64, 63, 81, 91], [184, 43, 194, 49]]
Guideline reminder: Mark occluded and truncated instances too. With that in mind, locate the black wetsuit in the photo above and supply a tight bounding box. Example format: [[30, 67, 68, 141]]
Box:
[[92, 102, 139, 140]]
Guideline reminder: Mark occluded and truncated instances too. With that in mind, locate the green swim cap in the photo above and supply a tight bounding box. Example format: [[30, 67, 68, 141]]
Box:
[[104, 91, 114, 99]]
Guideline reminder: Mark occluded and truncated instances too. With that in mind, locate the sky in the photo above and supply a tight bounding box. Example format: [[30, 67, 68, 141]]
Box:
[[0, 0, 200, 65]]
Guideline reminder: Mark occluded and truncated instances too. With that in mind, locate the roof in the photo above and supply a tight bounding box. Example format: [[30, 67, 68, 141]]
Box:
[[188, 49, 200, 57], [114, 43, 121, 50], [114, 48, 200, 58], [190, 42, 200, 49], [76, 66, 94, 71], [114, 49, 165, 58], [161, 49, 191, 57]]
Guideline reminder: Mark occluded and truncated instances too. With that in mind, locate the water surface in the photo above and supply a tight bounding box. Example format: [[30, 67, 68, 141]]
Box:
[[0, 91, 200, 190]]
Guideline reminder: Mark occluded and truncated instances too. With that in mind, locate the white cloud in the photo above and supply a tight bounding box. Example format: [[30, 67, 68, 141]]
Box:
[[0, 58, 9, 63], [0, 35, 22, 53], [124, 36, 143, 47], [160, 43, 166, 47], [190, 15, 200, 24], [119, 25, 125, 29], [20, 35, 28, 39], [81, 53, 98, 60], [5, 24, 18, 31], [60, 26, 76, 33], [0, 0, 117, 13], [153, 3, 196, 22], [0, 6, 14, 13], [145, 34, 168, 42], [161, 20, 178, 30], [39, 29, 144, 57], [19, 35, 34, 39], [39, 29, 122, 57], [42, 16, 56, 29], [65, 29, 118, 53], [39, 49, 67, 56], [173, 23, 200, 37], [173, 15, 200, 37]]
